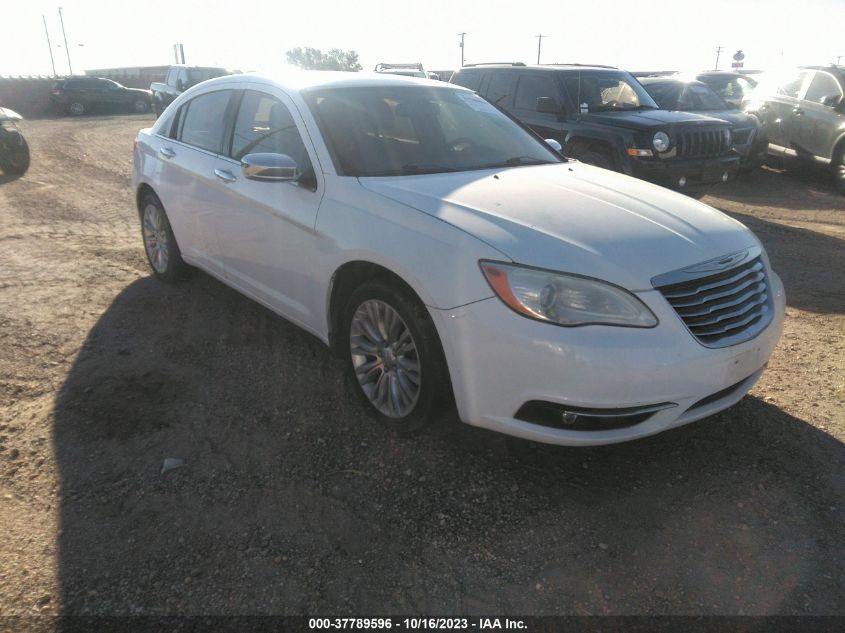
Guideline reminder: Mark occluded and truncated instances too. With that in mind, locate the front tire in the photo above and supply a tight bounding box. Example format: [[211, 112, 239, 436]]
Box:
[[68, 101, 85, 116], [0, 133, 30, 175], [834, 146, 845, 194], [133, 99, 150, 114], [342, 282, 452, 434], [140, 193, 186, 282], [575, 146, 617, 171]]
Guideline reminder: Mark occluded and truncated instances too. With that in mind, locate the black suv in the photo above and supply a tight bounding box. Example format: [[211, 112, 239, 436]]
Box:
[[745, 65, 845, 192], [451, 63, 740, 191], [49, 77, 152, 116]]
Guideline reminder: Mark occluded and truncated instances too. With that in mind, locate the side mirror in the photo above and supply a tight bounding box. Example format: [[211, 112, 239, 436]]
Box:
[[241, 153, 299, 181], [545, 138, 563, 153], [536, 97, 560, 114], [820, 95, 841, 108]]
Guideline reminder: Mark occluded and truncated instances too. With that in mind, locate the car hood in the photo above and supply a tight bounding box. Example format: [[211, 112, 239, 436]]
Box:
[[359, 163, 757, 290], [692, 109, 757, 128], [579, 109, 729, 131]]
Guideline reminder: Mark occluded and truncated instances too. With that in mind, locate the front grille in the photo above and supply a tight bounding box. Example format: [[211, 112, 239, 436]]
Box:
[[675, 127, 730, 158], [656, 256, 773, 348]]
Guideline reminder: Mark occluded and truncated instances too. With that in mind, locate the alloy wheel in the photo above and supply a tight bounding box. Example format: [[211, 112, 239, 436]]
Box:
[[350, 299, 421, 418], [142, 203, 169, 274]]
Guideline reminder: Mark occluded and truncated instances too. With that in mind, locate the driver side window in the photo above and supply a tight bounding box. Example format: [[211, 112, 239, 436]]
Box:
[[229, 90, 311, 173]]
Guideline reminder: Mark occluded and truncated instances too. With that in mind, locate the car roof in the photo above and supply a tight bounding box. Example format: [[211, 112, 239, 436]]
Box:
[[197, 70, 464, 93], [460, 64, 620, 73]]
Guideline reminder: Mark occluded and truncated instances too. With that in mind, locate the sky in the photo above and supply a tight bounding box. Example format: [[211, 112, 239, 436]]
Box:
[[2, 0, 844, 78]]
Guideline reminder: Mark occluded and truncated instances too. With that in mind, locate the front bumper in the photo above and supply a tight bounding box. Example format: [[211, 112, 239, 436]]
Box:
[[630, 153, 741, 189], [430, 272, 785, 446]]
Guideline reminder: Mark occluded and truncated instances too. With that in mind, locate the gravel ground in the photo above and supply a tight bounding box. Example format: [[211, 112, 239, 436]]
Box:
[[0, 114, 843, 618]]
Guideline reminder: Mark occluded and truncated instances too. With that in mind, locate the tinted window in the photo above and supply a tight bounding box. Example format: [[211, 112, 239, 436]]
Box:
[[676, 83, 726, 110], [188, 68, 227, 86], [178, 90, 232, 153], [777, 71, 811, 98], [485, 72, 517, 107], [176, 68, 189, 88], [451, 69, 484, 92], [304, 85, 560, 177], [230, 90, 311, 171], [703, 76, 755, 100], [514, 73, 559, 110], [804, 72, 843, 103]]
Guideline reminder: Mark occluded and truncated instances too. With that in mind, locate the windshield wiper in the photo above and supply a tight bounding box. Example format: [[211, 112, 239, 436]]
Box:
[[400, 164, 462, 175], [477, 156, 555, 169]]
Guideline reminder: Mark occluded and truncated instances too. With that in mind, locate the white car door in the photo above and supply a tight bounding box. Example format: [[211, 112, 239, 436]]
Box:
[[210, 87, 324, 330], [156, 88, 234, 278]]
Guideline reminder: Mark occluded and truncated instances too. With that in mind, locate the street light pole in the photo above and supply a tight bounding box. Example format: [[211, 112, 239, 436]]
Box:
[[536, 34, 546, 65], [58, 7, 73, 75], [42, 15, 57, 76], [458, 32, 466, 67]]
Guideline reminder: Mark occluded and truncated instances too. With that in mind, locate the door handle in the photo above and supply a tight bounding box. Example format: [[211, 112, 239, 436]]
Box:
[[214, 168, 237, 183], [159, 147, 176, 159]]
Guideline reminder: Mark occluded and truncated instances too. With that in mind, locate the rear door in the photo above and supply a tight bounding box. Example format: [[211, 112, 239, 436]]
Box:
[[765, 69, 812, 149], [155, 88, 235, 277], [482, 71, 517, 109], [792, 70, 845, 160], [210, 87, 324, 327]]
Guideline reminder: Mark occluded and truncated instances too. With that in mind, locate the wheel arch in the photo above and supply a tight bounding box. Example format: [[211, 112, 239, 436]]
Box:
[[135, 182, 159, 217], [326, 260, 434, 356]]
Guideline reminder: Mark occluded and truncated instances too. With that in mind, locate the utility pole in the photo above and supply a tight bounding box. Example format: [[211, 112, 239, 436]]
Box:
[[714, 45, 724, 71], [42, 15, 57, 76], [536, 34, 546, 65], [58, 7, 73, 75], [458, 32, 466, 67]]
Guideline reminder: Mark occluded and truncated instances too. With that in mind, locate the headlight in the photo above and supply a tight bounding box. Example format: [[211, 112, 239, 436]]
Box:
[[652, 131, 670, 153], [480, 261, 658, 328]]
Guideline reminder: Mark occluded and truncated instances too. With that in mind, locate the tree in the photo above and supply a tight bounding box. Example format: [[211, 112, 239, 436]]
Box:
[[285, 47, 362, 72]]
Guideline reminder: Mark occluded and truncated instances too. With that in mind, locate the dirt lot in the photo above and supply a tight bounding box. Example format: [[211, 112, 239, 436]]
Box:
[[0, 114, 843, 618]]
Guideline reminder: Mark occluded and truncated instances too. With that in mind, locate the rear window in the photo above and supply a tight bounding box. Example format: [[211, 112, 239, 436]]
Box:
[[177, 90, 233, 153]]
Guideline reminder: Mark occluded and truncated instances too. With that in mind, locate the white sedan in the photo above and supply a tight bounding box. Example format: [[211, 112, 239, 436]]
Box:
[[132, 71, 785, 446]]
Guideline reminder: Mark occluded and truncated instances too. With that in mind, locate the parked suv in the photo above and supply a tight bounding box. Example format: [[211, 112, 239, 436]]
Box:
[[745, 65, 845, 192], [50, 77, 152, 116], [150, 65, 228, 117], [451, 63, 740, 192], [696, 71, 758, 109], [640, 76, 767, 170]]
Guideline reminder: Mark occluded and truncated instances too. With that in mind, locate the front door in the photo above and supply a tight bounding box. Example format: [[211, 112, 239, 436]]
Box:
[[211, 87, 324, 329]]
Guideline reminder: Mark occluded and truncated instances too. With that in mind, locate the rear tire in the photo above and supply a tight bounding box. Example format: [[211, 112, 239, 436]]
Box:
[[140, 193, 186, 282], [342, 282, 452, 434], [68, 101, 85, 116], [133, 99, 149, 114]]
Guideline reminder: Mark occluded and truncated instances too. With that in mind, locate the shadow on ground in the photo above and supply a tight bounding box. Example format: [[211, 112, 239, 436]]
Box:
[[712, 163, 842, 211], [53, 272, 845, 616], [711, 210, 845, 316]]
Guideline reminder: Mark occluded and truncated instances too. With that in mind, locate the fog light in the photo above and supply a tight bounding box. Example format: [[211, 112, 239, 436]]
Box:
[[722, 171, 729, 182], [678, 176, 687, 187]]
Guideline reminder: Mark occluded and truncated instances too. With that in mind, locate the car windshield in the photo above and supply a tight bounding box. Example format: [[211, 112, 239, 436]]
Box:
[[563, 71, 659, 112], [303, 85, 562, 177], [646, 82, 727, 111]]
